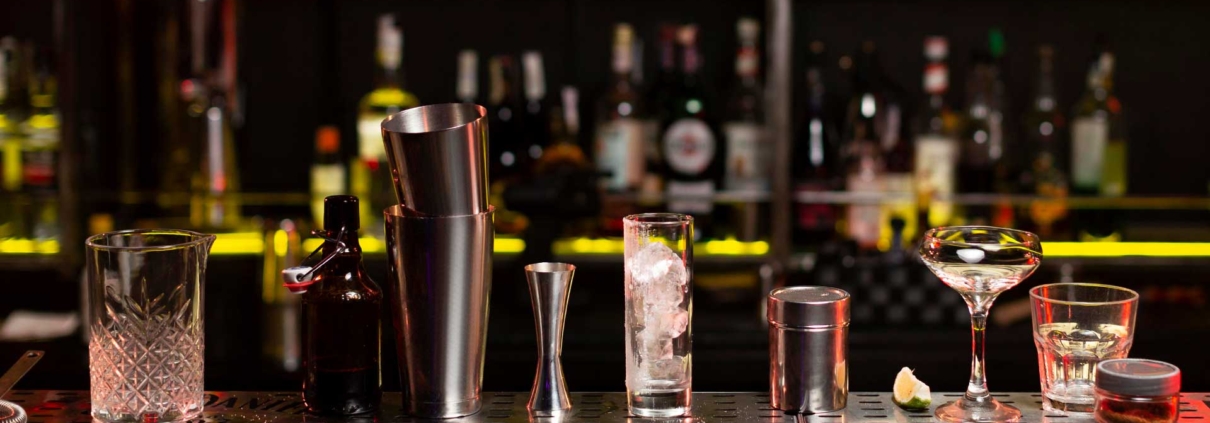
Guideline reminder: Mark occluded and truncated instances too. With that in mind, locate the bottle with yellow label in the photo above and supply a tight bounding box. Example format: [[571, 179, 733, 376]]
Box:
[[354, 14, 419, 238]]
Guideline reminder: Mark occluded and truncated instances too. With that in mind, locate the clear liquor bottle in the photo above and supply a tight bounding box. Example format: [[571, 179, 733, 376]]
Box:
[[596, 23, 646, 192], [912, 37, 959, 230], [354, 15, 418, 238]]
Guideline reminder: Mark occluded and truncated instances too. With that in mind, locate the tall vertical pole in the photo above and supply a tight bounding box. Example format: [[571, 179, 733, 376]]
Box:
[[767, 0, 792, 267], [760, 0, 793, 320]]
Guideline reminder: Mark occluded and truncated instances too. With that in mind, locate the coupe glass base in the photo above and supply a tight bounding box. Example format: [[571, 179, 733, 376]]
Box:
[[934, 397, 1023, 423]]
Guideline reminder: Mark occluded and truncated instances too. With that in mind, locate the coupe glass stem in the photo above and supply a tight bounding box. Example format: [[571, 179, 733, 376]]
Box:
[[965, 300, 992, 403]]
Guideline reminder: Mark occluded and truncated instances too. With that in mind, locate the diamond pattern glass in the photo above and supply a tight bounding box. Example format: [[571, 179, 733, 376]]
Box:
[[86, 230, 214, 423]]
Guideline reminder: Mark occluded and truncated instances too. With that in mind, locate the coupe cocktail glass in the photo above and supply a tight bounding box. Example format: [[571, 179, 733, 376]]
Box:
[[919, 226, 1042, 422]]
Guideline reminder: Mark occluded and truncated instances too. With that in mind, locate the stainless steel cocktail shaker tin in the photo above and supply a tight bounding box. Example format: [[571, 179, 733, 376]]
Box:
[[768, 286, 850, 414]]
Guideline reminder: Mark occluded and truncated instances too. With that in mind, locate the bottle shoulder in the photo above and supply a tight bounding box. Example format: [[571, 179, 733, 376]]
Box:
[[360, 86, 420, 113]]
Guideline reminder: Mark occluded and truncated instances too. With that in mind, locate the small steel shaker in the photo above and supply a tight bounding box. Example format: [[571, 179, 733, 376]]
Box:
[[768, 286, 850, 413]]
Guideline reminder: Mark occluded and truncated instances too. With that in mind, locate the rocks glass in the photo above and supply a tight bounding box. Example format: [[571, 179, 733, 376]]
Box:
[[623, 213, 693, 417], [1030, 283, 1139, 414]]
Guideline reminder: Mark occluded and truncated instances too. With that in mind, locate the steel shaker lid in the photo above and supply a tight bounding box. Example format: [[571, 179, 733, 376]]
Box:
[[1096, 359, 1181, 397], [767, 286, 850, 328]]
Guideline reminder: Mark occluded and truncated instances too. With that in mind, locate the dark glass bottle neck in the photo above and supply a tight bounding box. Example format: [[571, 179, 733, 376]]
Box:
[[378, 65, 401, 90], [322, 228, 363, 256]]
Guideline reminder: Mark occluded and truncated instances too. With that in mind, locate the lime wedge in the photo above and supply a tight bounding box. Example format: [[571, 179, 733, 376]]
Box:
[[892, 367, 932, 411]]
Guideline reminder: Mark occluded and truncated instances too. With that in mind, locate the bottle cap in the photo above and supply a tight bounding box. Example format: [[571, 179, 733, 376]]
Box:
[[1096, 359, 1181, 397], [924, 36, 948, 61], [323, 195, 360, 231], [768, 286, 850, 328], [315, 125, 340, 153], [737, 18, 760, 43]]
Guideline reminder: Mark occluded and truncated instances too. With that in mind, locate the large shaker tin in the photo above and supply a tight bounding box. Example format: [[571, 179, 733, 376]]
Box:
[[768, 286, 850, 413]]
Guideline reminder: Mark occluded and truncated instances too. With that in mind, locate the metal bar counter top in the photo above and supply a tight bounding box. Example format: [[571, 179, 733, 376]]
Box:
[[8, 392, 1210, 423]]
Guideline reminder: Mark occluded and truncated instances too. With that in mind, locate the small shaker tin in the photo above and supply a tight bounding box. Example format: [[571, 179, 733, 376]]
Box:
[[768, 286, 850, 414]]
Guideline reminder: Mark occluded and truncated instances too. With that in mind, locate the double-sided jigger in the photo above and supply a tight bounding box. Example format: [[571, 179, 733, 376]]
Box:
[[382, 103, 494, 419], [525, 262, 576, 416]]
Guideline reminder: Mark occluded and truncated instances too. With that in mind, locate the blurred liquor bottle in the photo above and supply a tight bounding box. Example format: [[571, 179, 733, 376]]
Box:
[[0, 38, 29, 240], [723, 17, 766, 241], [354, 14, 418, 238], [1021, 45, 1070, 238], [912, 37, 959, 232], [310, 126, 346, 226], [0, 37, 29, 195], [660, 24, 722, 240], [536, 87, 590, 174], [487, 55, 529, 235], [642, 24, 680, 195], [793, 41, 841, 248], [957, 37, 1008, 226], [842, 41, 890, 252], [487, 55, 526, 181], [596, 23, 645, 193], [521, 51, 549, 165], [871, 41, 915, 253], [1071, 39, 1126, 198], [455, 49, 478, 104], [22, 44, 60, 244], [1071, 38, 1126, 241]]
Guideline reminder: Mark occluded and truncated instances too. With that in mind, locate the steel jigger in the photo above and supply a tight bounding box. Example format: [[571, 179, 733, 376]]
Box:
[[525, 263, 576, 416]]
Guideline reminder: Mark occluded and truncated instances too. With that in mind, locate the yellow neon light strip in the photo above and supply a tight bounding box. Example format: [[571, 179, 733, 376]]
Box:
[[7, 236, 1210, 259], [1043, 242, 1210, 257], [300, 236, 525, 255], [552, 238, 770, 256], [0, 238, 59, 254]]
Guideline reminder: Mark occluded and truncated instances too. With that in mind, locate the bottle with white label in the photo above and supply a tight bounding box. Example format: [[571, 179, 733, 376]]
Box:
[[595, 23, 645, 192], [1070, 39, 1126, 241], [723, 18, 766, 193], [912, 37, 958, 230], [354, 15, 418, 237], [455, 50, 478, 104], [661, 24, 722, 238], [1071, 46, 1126, 197], [723, 18, 766, 241]]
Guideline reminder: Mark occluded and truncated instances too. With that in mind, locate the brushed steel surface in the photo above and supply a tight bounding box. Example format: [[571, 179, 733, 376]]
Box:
[[0, 352, 43, 398], [5, 391, 1210, 423], [386, 205, 495, 418], [381, 103, 490, 216], [524, 263, 576, 416]]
